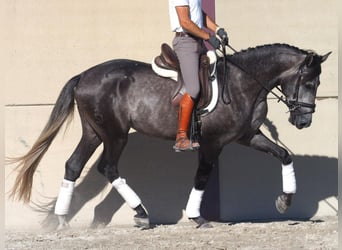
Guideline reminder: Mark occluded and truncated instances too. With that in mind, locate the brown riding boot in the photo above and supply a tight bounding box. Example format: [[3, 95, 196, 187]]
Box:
[[173, 93, 200, 152]]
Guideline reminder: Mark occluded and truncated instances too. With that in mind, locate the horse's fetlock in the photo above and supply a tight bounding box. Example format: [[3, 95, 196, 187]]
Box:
[[282, 153, 292, 165], [64, 167, 80, 181], [282, 192, 293, 206], [134, 204, 148, 218]]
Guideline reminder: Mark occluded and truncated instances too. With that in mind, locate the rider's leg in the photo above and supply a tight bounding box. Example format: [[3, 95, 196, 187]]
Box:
[[174, 93, 195, 151], [172, 36, 204, 151]]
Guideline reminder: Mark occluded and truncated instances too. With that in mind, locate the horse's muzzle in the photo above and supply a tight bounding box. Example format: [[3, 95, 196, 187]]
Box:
[[288, 112, 312, 129]]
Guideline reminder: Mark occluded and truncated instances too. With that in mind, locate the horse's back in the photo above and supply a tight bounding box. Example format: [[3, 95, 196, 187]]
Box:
[[74, 58, 178, 139], [75, 58, 172, 96]]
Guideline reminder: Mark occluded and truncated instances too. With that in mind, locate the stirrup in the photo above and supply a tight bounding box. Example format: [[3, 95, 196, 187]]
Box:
[[192, 141, 200, 150], [173, 138, 200, 152], [173, 137, 193, 152]]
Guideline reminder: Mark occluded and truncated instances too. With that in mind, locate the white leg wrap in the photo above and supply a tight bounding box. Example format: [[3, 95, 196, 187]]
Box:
[[185, 188, 204, 218], [282, 162, 297, 193], [54, 179, 75, 215], [112, 177, 141, 209]]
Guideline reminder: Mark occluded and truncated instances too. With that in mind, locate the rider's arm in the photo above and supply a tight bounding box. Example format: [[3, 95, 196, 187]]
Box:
[[175, 6, 210, 40], [203, 12, 219, 33]]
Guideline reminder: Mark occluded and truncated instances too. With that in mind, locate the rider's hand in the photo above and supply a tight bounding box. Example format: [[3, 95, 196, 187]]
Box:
[[216, 27, 229, 46], [207, 35, 221, 50], [207, 35, 225, 57]]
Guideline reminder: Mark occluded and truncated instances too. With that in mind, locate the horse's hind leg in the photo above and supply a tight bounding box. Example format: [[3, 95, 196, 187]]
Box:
[[238, 130, 295, 213], [54, 119, 101, 230], [97, 133, 149, 229]]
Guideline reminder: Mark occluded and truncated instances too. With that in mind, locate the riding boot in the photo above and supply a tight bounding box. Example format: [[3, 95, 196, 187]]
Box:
[[173, 93, 199, 152]]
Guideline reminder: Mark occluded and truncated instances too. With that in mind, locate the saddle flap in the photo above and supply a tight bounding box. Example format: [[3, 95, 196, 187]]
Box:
[[197, 54, 212, 110]]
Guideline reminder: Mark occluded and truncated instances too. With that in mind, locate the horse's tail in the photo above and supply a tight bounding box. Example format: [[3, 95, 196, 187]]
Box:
[[8, 74, 81, 203]]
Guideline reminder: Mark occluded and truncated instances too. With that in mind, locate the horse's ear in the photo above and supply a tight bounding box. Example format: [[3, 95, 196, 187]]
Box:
[[320, 52, 332, 63]]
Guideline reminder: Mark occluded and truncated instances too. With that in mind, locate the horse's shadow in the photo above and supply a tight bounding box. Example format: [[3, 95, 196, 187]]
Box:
[[219, 144, 338, 221], [41, 135, 200, 230], [40, 120, 337, 230]]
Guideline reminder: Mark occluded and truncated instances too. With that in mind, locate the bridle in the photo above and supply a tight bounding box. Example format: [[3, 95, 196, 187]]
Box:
[[285, 73, 316, 115], [219, 42, 317, 115]]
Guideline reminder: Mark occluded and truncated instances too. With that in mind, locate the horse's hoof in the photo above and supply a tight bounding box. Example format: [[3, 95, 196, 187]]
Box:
[[56, 215, 70, 231], [56, 222, 70, 231], [275, 195, 289, 214], [191, 217, 213, 229], [90, 221, 107, 229], [134, 216, 150, 230], [198, 222, 213, 229]]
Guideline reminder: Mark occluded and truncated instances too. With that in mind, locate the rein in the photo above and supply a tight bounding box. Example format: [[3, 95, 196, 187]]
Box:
[[221, 43, 231, 104], [220, 43, 316, 114]]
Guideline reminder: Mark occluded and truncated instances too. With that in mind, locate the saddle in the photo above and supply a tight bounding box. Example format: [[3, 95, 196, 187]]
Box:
[[152, 43, 214, 111]]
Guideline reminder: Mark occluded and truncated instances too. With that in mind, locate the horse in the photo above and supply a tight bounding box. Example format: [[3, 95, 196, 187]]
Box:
[[9, 43, 330, 229]]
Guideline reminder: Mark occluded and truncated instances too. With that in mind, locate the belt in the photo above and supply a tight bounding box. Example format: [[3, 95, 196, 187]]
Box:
[[175, 32, 190, 37], [175, 32, 199, 40]]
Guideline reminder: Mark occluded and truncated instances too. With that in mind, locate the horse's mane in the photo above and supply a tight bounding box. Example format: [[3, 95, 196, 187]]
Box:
[[230, 43, 312, 58]]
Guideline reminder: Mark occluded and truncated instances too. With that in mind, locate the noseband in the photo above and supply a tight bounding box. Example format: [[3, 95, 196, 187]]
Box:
[[287, 100, 316, 114], [283, 73, 316, 115]]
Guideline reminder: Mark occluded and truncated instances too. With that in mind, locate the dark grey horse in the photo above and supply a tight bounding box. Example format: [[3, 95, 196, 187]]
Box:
[[10, 43, 330, 229]]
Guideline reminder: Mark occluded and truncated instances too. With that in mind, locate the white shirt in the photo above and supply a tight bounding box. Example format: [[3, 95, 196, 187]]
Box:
[[169, 0, 203, 32]]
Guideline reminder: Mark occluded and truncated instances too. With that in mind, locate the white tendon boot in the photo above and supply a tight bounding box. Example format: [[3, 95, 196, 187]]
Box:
[[282, 162, 297, 194], [185, 188, 204, 218], [112, 177, 150, 228], [276, 162, 297, 214], [54, 179, 75, 230], [112, 177, 141, 209], [185, 188, 212, 228]]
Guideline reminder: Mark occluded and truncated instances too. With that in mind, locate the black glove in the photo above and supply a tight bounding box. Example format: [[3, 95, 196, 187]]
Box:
[[207, 35, 221, 50], [216, 28, 229, 45]]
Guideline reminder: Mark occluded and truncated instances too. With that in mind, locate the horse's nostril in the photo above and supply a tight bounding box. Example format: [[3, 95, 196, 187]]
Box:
[[297, 121, 311, 129], [298, 123, 306, 129]]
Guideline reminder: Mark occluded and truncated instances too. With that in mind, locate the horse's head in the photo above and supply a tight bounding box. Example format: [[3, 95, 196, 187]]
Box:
[[279, 51, 331, 129]]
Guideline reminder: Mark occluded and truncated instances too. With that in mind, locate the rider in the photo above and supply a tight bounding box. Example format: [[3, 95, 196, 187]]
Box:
[[169, 0, 228, 152]]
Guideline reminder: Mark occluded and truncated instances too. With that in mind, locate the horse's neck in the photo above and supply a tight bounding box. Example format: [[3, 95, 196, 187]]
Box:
[[227, 50, 302, 89]]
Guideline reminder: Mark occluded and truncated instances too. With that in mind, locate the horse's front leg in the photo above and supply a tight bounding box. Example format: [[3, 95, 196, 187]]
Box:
[[186, 146, 221, 228], [239, 130, 296, 213]]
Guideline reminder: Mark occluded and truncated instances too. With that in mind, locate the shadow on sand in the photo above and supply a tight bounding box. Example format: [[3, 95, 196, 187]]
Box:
[[39, 119, 337, 230]]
